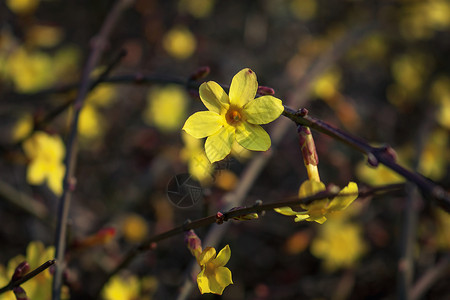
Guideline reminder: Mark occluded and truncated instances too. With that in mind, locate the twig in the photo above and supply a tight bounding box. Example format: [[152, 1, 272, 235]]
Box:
[[410, 255, 450, 300], [92, 184, 404, 297], [0, 179, 48, 223], [282, 107, 450, 212], [51, 1, 134, 300], [0, 260, 55, 295], [397, 105, 433, 300]]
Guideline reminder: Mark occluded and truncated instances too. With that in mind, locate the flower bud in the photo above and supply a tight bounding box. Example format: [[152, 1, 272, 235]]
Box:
[[12, 261, 30, 281], [257, 86, 275, 96], [298, 125, 320, 182], [184, 229, 202, 258], [190, 66, 210, 81], [13, 287, 29, 300]]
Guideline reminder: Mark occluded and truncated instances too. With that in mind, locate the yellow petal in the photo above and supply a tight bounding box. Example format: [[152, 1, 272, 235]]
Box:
[[198, 247, 216, 266], [214, 266, 233, 291], [229, 68, 258, 107], [274, 206, 301, 216], [47, 163, 65, 196], [235, 122, 270, 151], [310, 215, 328, 224], [294, 213, 310, 222], [183, 111, 224, 139], [27, 160, 46, 185], [214, 245, 231, 267], [205, 126, 235, 163], [298, 180, 326, 198], [197, 266, 232, 295], [328, 182, 359, 212], [197, 268, 211, 294], [243, 95, 284, 125], [199, 81, 230, 114]]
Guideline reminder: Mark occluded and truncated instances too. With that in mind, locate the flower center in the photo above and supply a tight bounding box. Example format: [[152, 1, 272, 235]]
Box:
[[225, 106, 244, 126], [205, 261, 216, 275]]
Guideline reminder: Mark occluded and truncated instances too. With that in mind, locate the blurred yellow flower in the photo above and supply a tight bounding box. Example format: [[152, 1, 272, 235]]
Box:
[[290, 0, 317, 21], [23, 131, 65, 195], [356, 160, 405, 186], [52, 46, 81, 83], [0, 265, 15, 300], [6, 47, 55, 93], [12, 113, 33, 143], [102, 274, 140, 300], [26, 25, 63, 48], [178, 0, 215, 18], [163, 26, 197, 60], [143, 85, 188, 132], [77, 84, 116, 145], [418, 129, 449, 181], [6, 0, 39, 15], [180, 132, 214, 185], [311, 219, 367, 271], [388, 52, 433, 107], [78, 103, 105, 141], [196, 245, 233, 295], [275, 180, 359, 224], [183, 68, 284, 163], [435, 209, 450, 250], [86, 84, 116, 108], [431, 76, 450, 129], [122, 214, 149, 243], [400, 0, 450, 40], [312, 68, 341, 100]]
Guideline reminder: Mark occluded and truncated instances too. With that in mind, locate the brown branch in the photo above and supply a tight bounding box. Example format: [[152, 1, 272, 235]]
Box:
[[51, 1, 134, 300], [410, 255, 450, 300], [93, 183, 404, 298], [0, 260, 55, 295], [282, 107, 450, 212]]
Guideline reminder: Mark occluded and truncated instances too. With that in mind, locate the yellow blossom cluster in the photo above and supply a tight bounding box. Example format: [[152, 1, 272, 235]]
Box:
[[22, 131, 66, 196]]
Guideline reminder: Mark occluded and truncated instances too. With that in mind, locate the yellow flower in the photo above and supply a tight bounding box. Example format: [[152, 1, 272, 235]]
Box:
[[183, 68, 284, 163], [5, 241, 60, 300], [356, 159, 406, 185], [180, 132, 214, 185], [6, 0, 39, 15], [122, 214, 148, 243], [102, 274, 140, 300], [275, 180, 358, 224], [178, 0, 215, 19], [78, 104, 105, 140], [163, 26, 196, 60], [196, 245, 233, 295], [5, 47, 55, 93], [22, 131, 65, 196], [12, 113, 33, 143], [143, 85, 188, 132], [311, 219, 367, 271]]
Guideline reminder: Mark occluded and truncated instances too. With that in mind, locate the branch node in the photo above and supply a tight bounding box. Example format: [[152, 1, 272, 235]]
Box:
[[215, 212, 225, 224]]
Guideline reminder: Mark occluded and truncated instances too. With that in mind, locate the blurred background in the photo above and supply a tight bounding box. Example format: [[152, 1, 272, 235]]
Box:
[[0, 0, 449, 299]]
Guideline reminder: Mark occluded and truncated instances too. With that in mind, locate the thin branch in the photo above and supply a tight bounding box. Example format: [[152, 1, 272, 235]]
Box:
[[0, 179, 48, 223], [51, 1, 134, 300], [93, 183, 404, 298], [282, 107, 450, 212], [410, 255, 450, 300], [0, 260, 55, 295]]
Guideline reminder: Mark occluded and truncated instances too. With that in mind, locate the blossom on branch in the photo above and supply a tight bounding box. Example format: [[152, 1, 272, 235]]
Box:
[[196, 245, 233, 295], [183, 68, 284, 163], [275, 180, 358, 224], [184, 230, 233, 295]]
